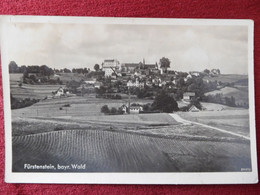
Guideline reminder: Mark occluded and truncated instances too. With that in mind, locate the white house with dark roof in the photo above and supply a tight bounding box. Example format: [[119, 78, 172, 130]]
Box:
[[129, 105, 143, 114], [183, 92, 195, 101]]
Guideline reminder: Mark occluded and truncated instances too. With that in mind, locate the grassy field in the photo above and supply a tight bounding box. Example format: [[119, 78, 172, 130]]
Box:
[[10, 84, 251, 172], [203, 74, 248, 84], [203, 74, 249, 105], [205, 86, 248, 105], [178, 109, 250, 137], [10, 73, 65, 99], [11, 94, 153, 118]]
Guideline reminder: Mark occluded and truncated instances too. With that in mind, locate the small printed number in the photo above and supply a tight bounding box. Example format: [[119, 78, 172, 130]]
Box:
[[241, 168, 251, 172]]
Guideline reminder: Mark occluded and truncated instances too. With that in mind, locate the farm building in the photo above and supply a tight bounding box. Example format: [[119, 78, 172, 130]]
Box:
[[53, 87, 69, 97], [129, 105, 143, 114], [188, 105, 200, 112], [183, 92, 195, 101], [120, 104, 128, 114]]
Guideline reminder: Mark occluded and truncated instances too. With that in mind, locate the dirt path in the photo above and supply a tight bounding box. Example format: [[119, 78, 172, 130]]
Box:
[[169, 113, 250, 141]]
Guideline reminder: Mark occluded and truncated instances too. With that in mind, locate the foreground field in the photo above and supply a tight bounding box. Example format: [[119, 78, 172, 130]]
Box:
[[11, 95, 251, 172], [13, 128, 251, 172]]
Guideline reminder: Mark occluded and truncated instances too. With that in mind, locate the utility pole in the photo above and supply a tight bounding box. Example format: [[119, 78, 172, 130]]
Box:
[[128, 87, 131, 114]]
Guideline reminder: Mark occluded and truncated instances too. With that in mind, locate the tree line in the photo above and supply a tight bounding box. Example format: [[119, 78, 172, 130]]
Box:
[[9, 61, 100, 75]]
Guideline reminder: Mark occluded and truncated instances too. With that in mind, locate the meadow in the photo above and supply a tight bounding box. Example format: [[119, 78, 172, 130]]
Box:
[[178, 109, 250, 137], [205, 86, 249, 105], [203, 74, 248, 84], [10, 73, 65, 99]]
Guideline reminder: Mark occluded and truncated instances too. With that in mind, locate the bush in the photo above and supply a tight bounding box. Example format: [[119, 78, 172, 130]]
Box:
[[54, 126, 64, 131], [10, 95, 39, 109], [101, 105, 110, 114], [110, 107, 117, 115], [101, 105, 124, 115]]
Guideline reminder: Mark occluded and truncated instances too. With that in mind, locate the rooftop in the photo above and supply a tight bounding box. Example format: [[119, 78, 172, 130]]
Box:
[[183, 92, 195, 96]]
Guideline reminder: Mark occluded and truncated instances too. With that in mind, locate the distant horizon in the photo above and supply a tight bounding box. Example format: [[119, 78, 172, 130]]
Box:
[[4, 22, 249, 75], [9, 60, 249, 76]]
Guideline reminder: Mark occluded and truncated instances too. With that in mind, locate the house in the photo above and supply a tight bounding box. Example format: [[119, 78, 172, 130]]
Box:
[[184, 74, 192, 82], [167, 70, 176, 75], [129, 105, 143, 114], [183, 92, 195, 101], [120, 104, 128, 114], [94, 81, 102, 89], [102, 59, 120, 77], [53, 87, 69, 97], [84, 79, 96, 85], [189, 71, 201, 77], [127, 78, 145, 88], [53, 74, 60, 78], [159, 81, 167, 87], [211, 69, 220, 75], [188, 105, 200, 112]]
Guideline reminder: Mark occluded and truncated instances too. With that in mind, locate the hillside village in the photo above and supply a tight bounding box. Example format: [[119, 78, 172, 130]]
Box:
[[9, 58, 248, 113]]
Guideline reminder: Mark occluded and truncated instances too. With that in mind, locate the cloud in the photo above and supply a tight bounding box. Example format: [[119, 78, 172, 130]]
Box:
[[3, 22, 248, 74]]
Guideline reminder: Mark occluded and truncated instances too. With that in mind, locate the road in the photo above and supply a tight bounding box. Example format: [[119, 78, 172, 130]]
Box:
[[169, 113, 250, 140]]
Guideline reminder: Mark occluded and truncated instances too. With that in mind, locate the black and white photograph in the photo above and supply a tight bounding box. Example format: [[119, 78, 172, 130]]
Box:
[[1, 16, 257, 184]]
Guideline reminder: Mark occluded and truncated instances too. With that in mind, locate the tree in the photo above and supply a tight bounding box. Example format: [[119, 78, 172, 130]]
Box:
[[225, 96, 236, 107], [9, 61, 19, 73], [101, 105, 110, 114], [66, 80, 81, 93], [23, 70, 29, 80], [151, 90, 178, 113], [63, 68, 71, 73], [94, 64, 100, 72], [110, 107, 117, 115], [159, 57, 171, 73], [20, 65, 27, 73], [203, 69, 210, 74], [40, 65, 54, 77]]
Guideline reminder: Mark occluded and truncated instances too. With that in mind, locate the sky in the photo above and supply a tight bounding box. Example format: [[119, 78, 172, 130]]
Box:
[[3, 22, 249, 74]]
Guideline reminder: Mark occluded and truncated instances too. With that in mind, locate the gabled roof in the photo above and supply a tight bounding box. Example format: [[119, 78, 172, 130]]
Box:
[[188, 105, 200, 112], [183, 92, 195, 96], [121, 63, 139, 68], [144, 64, 156, 68], [104, 59, 116, 62]]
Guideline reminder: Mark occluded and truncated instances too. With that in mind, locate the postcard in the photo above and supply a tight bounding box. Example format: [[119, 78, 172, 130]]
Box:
[[0, 15, 257, 184]]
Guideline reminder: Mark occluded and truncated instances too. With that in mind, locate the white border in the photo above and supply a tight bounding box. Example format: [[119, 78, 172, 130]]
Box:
[[1, 15, 258, 184]]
